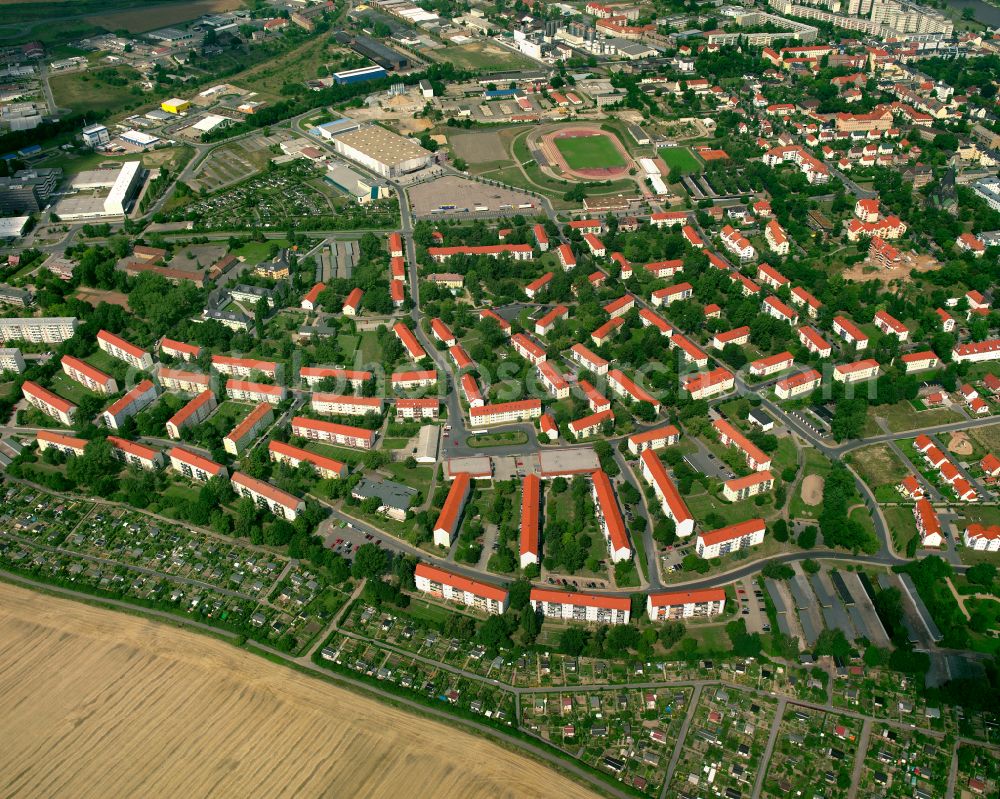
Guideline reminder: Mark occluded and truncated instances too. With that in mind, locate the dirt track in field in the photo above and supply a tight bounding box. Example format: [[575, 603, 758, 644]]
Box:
[[0, 582, 599, 799]]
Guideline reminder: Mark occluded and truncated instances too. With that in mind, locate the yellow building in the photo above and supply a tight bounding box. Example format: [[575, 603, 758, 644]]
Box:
[[161, 98, 190, 114]]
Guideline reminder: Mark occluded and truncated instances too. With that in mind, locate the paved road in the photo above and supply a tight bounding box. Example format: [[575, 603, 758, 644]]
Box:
[[661, 682, 701, 798], [847, 718, 873, 799], [751, 696, 786, 799]]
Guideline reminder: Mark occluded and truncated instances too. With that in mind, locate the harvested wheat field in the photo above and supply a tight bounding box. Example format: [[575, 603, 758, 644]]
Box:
[[800, 474, 823, 506], [0, 583, 599, 799]]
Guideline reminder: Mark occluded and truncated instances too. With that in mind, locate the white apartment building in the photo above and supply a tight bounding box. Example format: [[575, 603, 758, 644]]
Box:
[[696, 518, 766, 559], [0, 316, 79, 344], [310, 393, 381, 416], [231, 471, 304, 521], [97, 329, 153, 370], [169, 446, 227, 483], [646, 589, 726, 621], [166, 390, 217, 439], [61, 355, 117, 395], [102, 380, 158, 429], [530, 588, 631, 624], [415, 562, 509, 615], [22, 380, 76, 426]]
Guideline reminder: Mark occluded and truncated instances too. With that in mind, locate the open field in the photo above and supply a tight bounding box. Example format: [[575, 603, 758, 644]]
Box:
[[84, 0, 244, 33], [849, 443, 909, 489], [0, 582, 600, 799], [75, 287, 130, 309], [433, 42, 537, 71], [50, 65, 144, 116], [969, 423, 1000, 454], [555, 134, 626, 170], [658, 147, 702, 175]]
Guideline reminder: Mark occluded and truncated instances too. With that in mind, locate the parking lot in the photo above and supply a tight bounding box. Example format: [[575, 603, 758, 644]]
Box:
[[408, 174, 539, 218]]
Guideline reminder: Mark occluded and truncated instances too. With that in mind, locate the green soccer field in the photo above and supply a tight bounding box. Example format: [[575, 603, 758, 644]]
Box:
[[554, 135, 627, 169], [658, 146, 702, 174]]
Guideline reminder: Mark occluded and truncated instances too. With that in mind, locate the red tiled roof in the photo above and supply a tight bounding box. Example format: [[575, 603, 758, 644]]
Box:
[[36, 430, 87, 450], [640, 449, 692, 526], [392, 369, 436, 383], [232, 471, 301, 509], [520, 474, 540, 557], [269, 439, 346, 477], [290, 417, 375, 442], [529, 587, 631, 611], [227, 379, 283, 396], [160, 337, 201, 357], [212, 354, 278, 373], [169, 445, 224, 476], [434, 472, 470, 538], [648, 588, 725, 607], [98, 329, 146, 359], [107, 436, 159, 461], [592, 469, 629, 553], [168, 390, 215, 428], [226, 402, 273, 443], [105, 379, 155, 416], [62, 355, 113, 386], [416, 561, 507, 602], [700, 518, 766, 547]]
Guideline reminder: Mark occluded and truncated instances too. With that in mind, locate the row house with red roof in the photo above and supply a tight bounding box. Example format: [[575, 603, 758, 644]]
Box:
[[531, 588, 630, 624], [103, 379, 158, 430], [108, 436, 163, 470], [97, 329, 153, 371], [683, 367, 734, 400], [223, 402, 274, 456], [416, 562, 509, 615], [169, 446, 227, 483], [166, 390, 217, 439], [646, 588, 726, 621], [775, 368, 822, 400], [232, 471, 304, 521], [696, 518, 766, 559], [640, 449, 694, 538], [269, 440, 347, 480]]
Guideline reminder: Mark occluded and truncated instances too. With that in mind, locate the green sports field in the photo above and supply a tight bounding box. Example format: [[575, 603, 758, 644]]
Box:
[[554, 135, 627, 170], [658, 146, 702, 174]]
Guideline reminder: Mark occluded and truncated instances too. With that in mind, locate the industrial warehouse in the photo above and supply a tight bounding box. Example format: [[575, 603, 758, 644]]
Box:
[[327, 124, 434, 179], [50, 161, 145, 220]]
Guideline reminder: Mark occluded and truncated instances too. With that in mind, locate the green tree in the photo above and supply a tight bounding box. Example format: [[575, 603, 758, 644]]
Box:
[[352, 543, 388, 579]]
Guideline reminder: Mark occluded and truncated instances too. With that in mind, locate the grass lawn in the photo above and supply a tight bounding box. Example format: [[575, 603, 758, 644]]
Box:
[[876, 401, 964, 433], [788, 448, 833, 520], [50, 65, 145, 116], [433, 42, 537, 72], [664, 622, 730, 655], [554, 135, 627, 170], [48, 372, 100, 405], [883, 505, 919, 553], [232, 238, 291, 263], [467, 430, 528, 448], [380, 461, 433, 496], [969, 423, 1000, 455], [771, 436, 798, 476], [687, 488, 778, 526], [303, 440, 367, 466], [381, 437, 410, 450], [84, 349, 135, 381], [956, 506, 1000, 528], [336, 333, 360, 358], [658, 147, 702, 175], [405, 596, 471, 625], [848, 443, 910, 489]]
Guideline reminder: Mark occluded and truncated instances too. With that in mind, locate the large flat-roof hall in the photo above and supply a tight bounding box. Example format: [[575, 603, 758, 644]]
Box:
[[330, 125, 433, 179]]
